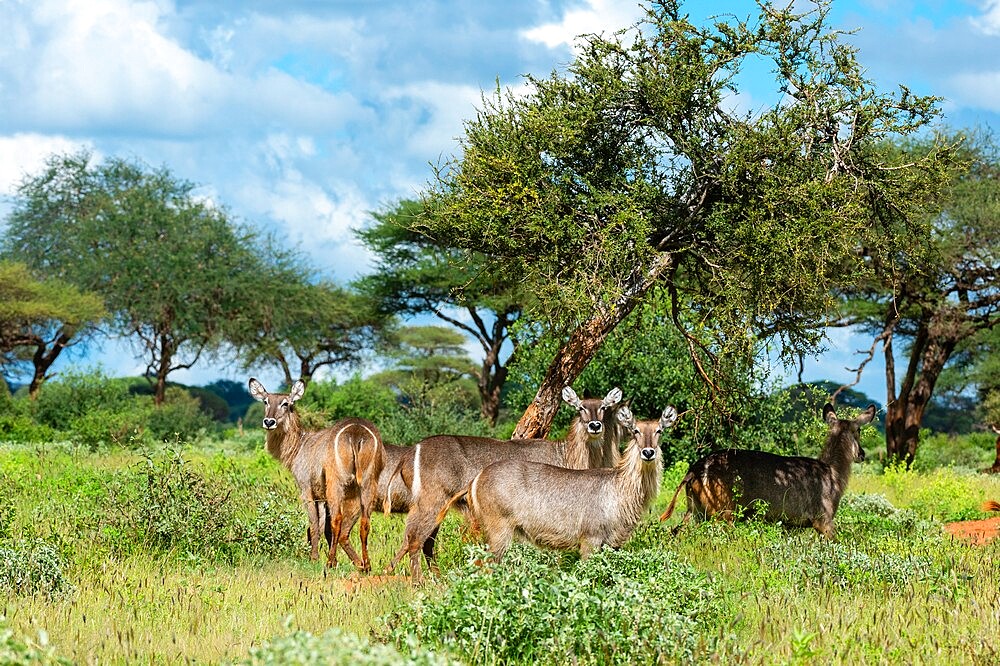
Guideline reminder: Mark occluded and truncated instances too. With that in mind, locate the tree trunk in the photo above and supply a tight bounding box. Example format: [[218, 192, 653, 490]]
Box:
[[987, 427, 1000, 474], [27, 330, 73, 399], [154, 333, 172, 406], [512, 307, 633, 439], [512, 254, 673, 439], [884, 325, 955, 467]]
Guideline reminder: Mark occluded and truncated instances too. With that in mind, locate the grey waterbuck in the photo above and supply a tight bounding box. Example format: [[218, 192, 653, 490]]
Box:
[[439, 405, 677, 561], [660, 403, 876, 538], [248, 378, 385, 570], [385, 386, 629, 580]]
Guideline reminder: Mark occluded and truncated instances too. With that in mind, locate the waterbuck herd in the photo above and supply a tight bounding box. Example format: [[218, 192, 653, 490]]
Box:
[[247, 378, 876, 581]]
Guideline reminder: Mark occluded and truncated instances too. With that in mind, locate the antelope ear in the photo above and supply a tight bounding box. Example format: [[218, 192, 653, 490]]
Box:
[[602, 387, 623, 408], [248, 378, 267, 402], [659, 406, 678, 431], [616, 405, 635, 429], [289, 380, 306, 403], [562, 386, 583, 409], [857, 404, 877, 426], [822, 403, 838, 426]]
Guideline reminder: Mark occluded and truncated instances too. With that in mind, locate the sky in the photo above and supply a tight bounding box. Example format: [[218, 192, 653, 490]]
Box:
[[1, 0, 998, 401]]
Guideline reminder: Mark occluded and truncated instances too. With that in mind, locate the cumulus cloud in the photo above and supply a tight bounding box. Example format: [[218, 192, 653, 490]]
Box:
[[521, 0, 645, 51], [972, 0, 1000, 35]]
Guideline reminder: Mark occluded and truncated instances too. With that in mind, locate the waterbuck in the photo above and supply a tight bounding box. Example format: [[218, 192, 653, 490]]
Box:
[[248, 378, 385, 570], [660, 403, 875, 538], [385, 386, 629, 580], [312, 442, 414, 554], [439, 405, 678, 561]]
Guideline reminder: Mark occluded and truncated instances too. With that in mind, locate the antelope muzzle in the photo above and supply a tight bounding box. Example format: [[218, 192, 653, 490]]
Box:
[[263, 417, 277, 429]]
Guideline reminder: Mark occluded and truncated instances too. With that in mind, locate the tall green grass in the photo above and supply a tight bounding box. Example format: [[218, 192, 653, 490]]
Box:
[[2, 439, 999, 664]]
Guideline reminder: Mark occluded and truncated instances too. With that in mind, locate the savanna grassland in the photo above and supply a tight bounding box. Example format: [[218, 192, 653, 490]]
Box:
[[2, 434, 999, 665]]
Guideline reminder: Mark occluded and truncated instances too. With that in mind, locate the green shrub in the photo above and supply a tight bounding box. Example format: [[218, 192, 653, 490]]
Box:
[[299, 376, 400, 422], [912, 431, 995, 472], [236, 626, 453, 666], [0, 539, 74, 597], [145, 386, 213, 442], [0, 619, 71, 666], [389, 544, 726, 665]]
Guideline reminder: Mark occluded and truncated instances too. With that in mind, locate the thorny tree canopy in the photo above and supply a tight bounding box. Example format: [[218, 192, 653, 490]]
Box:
[[412, 0, 956, 388]]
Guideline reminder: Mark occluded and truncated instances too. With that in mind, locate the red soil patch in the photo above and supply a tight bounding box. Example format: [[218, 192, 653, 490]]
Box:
[[943, 517, 1000, 546]]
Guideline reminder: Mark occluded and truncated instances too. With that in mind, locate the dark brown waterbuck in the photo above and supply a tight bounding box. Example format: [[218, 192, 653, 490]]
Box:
[[439, 405, 677, 561], [385, 386, 629, 580], [248, 378, 385, 570], [660, 403, 876, 538]]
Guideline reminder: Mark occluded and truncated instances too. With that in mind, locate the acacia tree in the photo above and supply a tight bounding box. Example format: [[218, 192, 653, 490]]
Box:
[[3, 151, 262, 405], [355, 199, 524, 424], [232, 248, 393, 388], [0, 261, 106, 397], [412, 0, 952, 437], [835, 133, 999, 466]]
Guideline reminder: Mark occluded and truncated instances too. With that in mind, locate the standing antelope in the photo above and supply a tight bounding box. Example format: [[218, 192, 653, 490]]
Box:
[[660, 403, 875, 538], [312, 442, 414, 554], [439, 405, 677, 560], [385, 386, 628, 580], [248, 378, 385, 571]]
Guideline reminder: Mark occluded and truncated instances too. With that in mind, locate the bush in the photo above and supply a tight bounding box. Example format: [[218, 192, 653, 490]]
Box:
[[299, 376, 400, 423], [389, 544, 726, 665], [145, 386, 214, 442], [0, 618, 71, 666], [100, 452, 305, 562], [237, 626, 452, 666], [0, 539, 74, 597]]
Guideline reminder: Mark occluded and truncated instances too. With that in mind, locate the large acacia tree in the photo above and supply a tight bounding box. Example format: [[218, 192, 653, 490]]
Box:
[[3, 151, 262, 405], [232, 247, 392, 388], [355, 199, 524, 424], [836, 133, 999, 466], [411, 0, 954, 437], [0, 261, 106, 397]]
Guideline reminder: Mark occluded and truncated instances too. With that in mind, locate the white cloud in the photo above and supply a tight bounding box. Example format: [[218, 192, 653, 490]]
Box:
[[521, 0, 645, 51], [972, 0, 1000, 35], [0, 134, 91, 194], [382, 81, 482, 158], [950, 70, 1000, 112]]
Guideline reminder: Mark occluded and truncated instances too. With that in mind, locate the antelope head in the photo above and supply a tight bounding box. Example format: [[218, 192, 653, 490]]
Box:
[[249, 378, 305, 431], [823, 403, 875, 463], [561, 385, 625, 444]]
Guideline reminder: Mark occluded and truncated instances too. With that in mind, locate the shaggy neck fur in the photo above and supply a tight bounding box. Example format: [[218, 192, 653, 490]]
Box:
[[818, 426, 855, 491], [563, 415, 625, 470], [266, 407, 304, 469], [610, 441, 662, 531]]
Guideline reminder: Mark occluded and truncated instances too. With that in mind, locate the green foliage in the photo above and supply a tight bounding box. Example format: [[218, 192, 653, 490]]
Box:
[[2, 151, 267, 403], [299, 375, 400, 423], [0, 619, 71, 666], [389, 544, 726, 665], [0, 539, 74, 597], [911, 431, 996, 472], [238, 625, 453, 666], [145, 386, 214, 442], [101, 452, 301, 562]]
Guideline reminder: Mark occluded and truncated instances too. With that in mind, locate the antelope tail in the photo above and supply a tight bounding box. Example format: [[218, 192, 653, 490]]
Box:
[[435, 485, 471, 527], [659, 472, 693, 522], [983, 500, 1000, 513], [383, 456, 408, 516]]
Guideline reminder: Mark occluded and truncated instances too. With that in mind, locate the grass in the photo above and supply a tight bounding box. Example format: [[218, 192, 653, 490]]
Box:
[[2, 440, 1000, 664]]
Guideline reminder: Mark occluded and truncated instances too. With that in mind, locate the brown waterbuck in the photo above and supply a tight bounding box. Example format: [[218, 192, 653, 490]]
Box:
[[313, 442, 414, 555], [248, 378, 385, 570], [385, 386, 628, 580], [438, 405, 678, 561], [660, 403, 876, 538]]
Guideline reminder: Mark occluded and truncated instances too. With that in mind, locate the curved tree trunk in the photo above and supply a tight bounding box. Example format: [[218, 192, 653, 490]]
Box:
[[512, 254, 674, 439]]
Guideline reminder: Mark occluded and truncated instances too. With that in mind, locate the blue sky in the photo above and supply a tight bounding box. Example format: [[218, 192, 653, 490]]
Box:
[[1, 0, 998, 400]]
